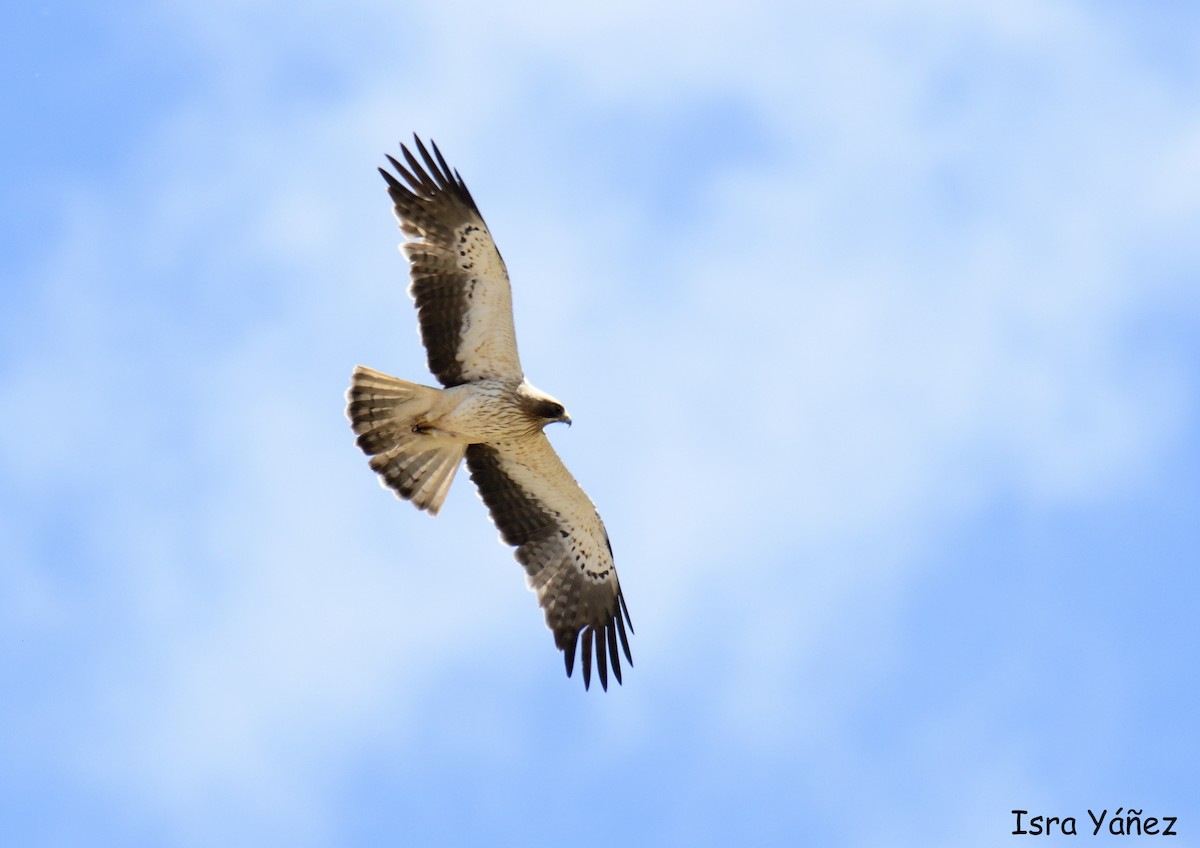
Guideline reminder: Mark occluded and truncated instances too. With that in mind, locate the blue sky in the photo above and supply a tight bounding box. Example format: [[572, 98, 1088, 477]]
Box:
[[2, 1, 1198, 845]]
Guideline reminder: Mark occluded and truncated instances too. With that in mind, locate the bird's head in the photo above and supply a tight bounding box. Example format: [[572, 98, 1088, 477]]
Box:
[[519, 383, 572, 428]]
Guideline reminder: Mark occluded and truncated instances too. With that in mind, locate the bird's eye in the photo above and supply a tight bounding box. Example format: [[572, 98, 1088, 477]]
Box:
[[539, 401, 565, 420]]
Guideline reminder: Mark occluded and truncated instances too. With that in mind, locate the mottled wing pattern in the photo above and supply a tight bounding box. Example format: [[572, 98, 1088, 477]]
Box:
[[380, 136, 523, 387], [466, 438, 633, 690]]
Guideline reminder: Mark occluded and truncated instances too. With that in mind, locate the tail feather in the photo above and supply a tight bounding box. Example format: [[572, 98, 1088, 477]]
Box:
[[346, 365, 464, 515]]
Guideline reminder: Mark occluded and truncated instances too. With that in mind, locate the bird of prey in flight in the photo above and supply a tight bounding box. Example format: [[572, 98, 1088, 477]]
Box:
[[346, 136, 633, 690]]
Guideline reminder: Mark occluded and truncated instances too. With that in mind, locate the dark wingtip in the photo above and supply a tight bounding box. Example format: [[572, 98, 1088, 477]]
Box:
[[595, 626, 609, 691], [380, 154, 423, 198], [558, 624, 628, 691], [607, 621, 622, 685], [615, 590, 634, 666], [430, 139, 454, 182], [377, 164, 399, 187], [400, 143, 430, 190], [581, 628, 594, 691], [563, 634, 577, 679], [381, 134, 479, 213], [412, 135, 435, 173], [590, 628, 609, 695], [557, 609, 634, 692]]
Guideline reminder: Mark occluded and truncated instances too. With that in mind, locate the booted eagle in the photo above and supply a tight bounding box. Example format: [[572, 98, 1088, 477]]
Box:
[[346, 136, 633, 690]]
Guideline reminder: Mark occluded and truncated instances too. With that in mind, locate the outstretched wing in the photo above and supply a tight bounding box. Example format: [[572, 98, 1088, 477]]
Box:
[[380, 136, 523, 387], [466, 437, 633, 691]]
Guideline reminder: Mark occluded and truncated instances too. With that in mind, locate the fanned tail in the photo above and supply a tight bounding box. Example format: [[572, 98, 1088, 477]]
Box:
[[346, 365, 464, 515]]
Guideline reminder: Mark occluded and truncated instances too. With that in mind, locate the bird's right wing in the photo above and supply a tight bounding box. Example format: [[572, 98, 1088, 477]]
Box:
[[380, 136, 524, 387]]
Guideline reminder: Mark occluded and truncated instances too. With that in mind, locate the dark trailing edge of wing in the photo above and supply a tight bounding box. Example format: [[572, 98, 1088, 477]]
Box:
[[466, 444, 634, 691]]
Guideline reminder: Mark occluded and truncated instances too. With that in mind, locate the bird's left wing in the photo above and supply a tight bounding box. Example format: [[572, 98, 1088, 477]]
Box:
[[379, 136, 523, 387], [466, 437, 633, 691]]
